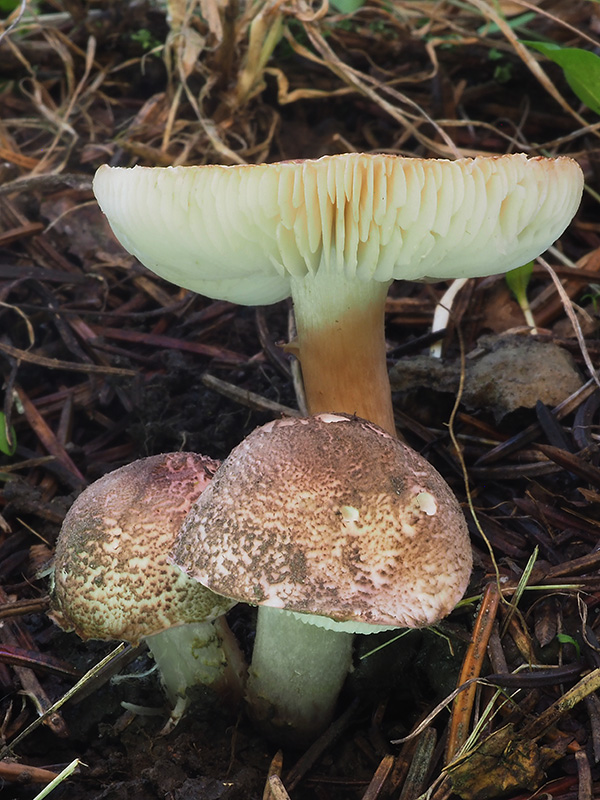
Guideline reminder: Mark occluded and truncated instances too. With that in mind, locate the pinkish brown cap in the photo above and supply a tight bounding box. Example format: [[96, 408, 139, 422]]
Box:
[[175, 414, 472, 630], [51, 453, 234, 645]]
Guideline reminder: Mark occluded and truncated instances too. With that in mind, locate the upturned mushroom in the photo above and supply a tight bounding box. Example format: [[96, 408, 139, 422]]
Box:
[[174, 413, 472, 743], [50, 452, 246, 731], [93, 152, 583, 434]]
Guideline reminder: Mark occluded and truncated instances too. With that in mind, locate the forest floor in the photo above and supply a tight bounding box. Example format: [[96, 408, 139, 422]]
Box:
[[0, 1, 600, 799]]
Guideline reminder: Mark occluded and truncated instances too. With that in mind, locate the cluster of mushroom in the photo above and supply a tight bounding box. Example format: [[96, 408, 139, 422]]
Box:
[[51, 151, 583, 743], [52, 413, 473, 742]]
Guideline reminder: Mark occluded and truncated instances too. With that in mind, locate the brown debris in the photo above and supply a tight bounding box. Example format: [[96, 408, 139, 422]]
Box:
[[0, 759, 60, 784]]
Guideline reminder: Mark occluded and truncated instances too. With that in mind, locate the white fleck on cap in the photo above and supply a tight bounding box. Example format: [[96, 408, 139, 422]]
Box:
[[175, 414, 473, 629], [51, 453, 234, 644]]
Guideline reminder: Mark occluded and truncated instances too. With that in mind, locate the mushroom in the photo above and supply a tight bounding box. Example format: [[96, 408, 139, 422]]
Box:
[[173, 413, 472, 744], [93, 153, 583, 435], [50, 452, 246, 732]]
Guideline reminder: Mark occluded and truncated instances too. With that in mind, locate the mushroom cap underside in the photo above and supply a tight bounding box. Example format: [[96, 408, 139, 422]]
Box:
[[51, 452, 233, 644], [93, 152, 583, 305], [175, 413, 473, 629]]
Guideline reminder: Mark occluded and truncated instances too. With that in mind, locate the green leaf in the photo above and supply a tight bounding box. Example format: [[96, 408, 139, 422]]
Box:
[[0, 0, 20, 13], [556, 633, 581, 658], [329, 0, 365, 12], [505, 261, 533, 306], [479, 11, 536, 35], [522, 41, 600, 115], [0, 411, 16, 456], [506, 262, 537, 329]]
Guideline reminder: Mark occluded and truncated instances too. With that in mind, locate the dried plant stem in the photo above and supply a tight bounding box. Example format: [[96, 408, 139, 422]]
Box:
[[445, 583, 501, 763]]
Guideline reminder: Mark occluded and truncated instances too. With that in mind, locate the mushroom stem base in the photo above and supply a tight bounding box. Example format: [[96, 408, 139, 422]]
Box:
[[146, 618, 246, 721], [245, 606, 354, 745]]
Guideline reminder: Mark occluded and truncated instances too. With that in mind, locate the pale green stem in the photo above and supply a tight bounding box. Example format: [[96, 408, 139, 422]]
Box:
[[245, 606, 354, 745]]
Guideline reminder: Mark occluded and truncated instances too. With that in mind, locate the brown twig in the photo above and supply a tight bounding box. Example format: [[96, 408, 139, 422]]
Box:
[[0, 341, 137, 376], [14, 385, 86, 487], [0, 760, 59, 784], [361, 753, 395, 800], [446, 583, 501, 763]]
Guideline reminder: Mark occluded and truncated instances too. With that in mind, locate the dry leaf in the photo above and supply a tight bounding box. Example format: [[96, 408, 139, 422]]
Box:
[[446, 725, 548, 800]]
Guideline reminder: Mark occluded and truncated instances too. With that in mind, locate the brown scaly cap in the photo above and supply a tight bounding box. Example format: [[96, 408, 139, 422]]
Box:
[[51, 453, 233, 645], [175, 414, 472, 629]]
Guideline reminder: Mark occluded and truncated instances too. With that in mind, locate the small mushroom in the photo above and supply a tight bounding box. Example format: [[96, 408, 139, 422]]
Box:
[[50, 452, 246, 732], [174, 413, 472, 744], [93, 153, 583, 434]]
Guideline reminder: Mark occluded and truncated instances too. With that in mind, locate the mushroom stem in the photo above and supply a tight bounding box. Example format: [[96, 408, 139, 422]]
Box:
[[146, 616, 246, 732], [291, 274, 396, 435], [245, 606, 353, 745]]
